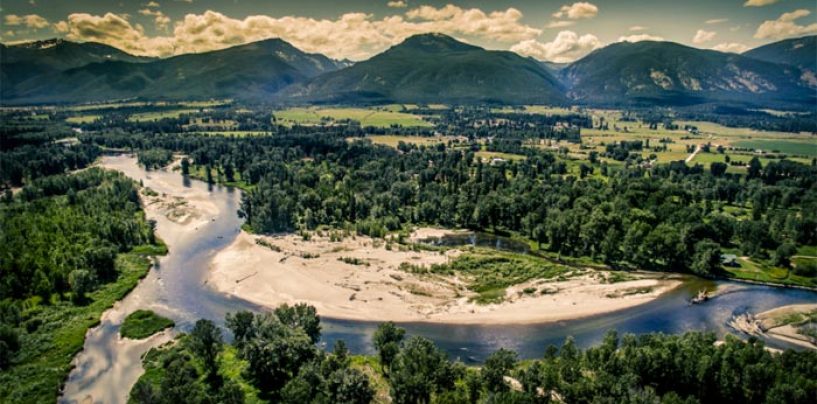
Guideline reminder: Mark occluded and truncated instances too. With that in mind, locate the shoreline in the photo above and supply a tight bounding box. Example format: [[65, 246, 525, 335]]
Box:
[[728, 303, 817, 350], [207, 230, 684, 325]]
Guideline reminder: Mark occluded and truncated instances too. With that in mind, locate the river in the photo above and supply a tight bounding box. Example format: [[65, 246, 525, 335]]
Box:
[[60, 155, 817, 403]]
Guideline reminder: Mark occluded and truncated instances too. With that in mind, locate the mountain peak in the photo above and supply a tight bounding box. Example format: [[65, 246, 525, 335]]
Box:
[[393, 33, 481, 53]]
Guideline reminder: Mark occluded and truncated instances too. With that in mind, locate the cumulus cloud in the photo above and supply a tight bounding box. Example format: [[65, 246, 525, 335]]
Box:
[[387, 1, 407, 8], [51, 7, 542, 60], [53, 13, 176, 56], [510, 30, 602, 63], [692, 29, 716, 44], [705, 18, 728, 24], [744, 0, 781, 6], [754, 9, 817, 39], [4, 14, 49, 29], [618, 34, 664, 43], [712, 42, 750, 53], [145, 1, 160, 7], [629, 25, 647, 31], [552, 2, 599, 20], [139, 8, 171, 30]]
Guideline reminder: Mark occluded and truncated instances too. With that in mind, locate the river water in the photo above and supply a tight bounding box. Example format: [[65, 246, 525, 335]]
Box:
[[61, 155, 817, 403]]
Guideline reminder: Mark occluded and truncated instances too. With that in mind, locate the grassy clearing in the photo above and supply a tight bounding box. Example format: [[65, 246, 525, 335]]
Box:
[[127, 109, 199, 122], [65, 114, 100, 124], [474, 150, 527, 162], [351, 355, 390, 403], [273, 107, 432, 128], [120, 310, 174, 340], [722, 256, 817, 288], [0, 243, 167, 403], [403, 249, 572, 304], [366, 135, 459, 148]]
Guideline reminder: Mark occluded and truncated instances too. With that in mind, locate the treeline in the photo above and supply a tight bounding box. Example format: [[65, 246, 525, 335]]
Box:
[[131, 304, 374, 404], [0, 117, 99, 188], [132, 304, 817, 403]]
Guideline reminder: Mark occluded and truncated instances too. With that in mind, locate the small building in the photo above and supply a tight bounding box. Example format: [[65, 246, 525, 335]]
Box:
[[721, 254, 739, 267]]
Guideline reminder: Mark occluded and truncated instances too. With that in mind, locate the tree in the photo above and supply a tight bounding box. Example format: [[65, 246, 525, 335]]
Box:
[[481, 348, 517, 394], [710, 162, 727, 177], [328, 368, 375, 404], [274, 303, 321, 344], [181, 158, 190, 175], [373, 322, 406, 373], [240, 314, 317, 397], [188, 319, 223, 383], [390, 336, 455, 404], [773, 243, 796, 268], [68, 269, 96, 302], [691, 240, 722, 276], [226, 310, 255, 347]]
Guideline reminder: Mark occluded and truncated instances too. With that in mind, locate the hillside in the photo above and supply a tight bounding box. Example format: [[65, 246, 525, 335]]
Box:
[[744, 35, 816, 80], [2, 38, 345, 104], [287, 33, 566, 105], [562, 40, 815, 107]]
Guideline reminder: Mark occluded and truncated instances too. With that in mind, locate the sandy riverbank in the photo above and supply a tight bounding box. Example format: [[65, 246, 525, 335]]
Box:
[[728, 303, 817, 349], [207, 230, 682, 324]]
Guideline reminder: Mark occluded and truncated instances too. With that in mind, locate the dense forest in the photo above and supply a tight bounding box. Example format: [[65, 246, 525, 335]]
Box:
[[0, 116, 165, 401], [131, 304, 817, 404], [78, 125, 817, 282]]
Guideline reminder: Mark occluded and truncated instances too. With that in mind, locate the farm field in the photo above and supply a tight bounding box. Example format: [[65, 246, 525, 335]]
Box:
[[273, 107, 432, 127], [365, 135, 462, 148], [731, 139, 817, 157], [127, 109, 200, 122], [65, 114, 100, 124]]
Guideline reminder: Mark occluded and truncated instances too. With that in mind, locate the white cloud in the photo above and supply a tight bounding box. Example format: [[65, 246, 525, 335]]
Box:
[[629, 25, 647, 31], [552, 2, 598, 20], [547, 20, 575, 28], [145, 1, 160, 7], [706, 18, 728, 24], [510, 30, 602, 63], [138, 8, 171, 30], [4, 14, 49, 29], [692, 29, 716, 44], [52, 7, 542, 60], [618, 34, 664, 43], [754, 9, 817, 39], [712, 42, 750, 53], [387, 1, 407, 8], [744, 0, 781, 6]]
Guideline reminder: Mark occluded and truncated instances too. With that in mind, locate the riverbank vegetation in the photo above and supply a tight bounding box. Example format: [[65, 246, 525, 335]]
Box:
[[130, 304, 817, 404], [120, 310, 175, 340], [0, 166, 166, 402], [67, 104, 817, 288]]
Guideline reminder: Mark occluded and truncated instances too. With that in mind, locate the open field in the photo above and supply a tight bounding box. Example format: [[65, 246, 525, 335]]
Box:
[[273, 107, 432, 127], [365, 135, 462, 148], [731, 139, 817, 157], [127, 109, 200, 122], [65, 114, 101, 124]]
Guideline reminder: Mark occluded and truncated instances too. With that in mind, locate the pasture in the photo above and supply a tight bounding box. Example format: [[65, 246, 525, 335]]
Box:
[[273, 107, 432, 128]]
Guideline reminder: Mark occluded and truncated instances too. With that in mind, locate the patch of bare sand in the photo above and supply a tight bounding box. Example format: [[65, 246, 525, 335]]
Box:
[[207, 230, 682, 324], [728, 304, 817, 349]]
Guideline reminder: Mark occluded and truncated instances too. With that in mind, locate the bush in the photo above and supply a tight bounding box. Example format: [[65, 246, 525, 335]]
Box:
[[120, 310, 175, 339]]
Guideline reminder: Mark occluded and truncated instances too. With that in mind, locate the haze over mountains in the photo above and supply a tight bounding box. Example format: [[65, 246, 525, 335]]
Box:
[[1, 33, 815, 107]]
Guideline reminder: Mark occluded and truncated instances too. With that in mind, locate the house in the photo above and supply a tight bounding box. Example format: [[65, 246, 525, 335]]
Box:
[[721, 254, 739, 267]]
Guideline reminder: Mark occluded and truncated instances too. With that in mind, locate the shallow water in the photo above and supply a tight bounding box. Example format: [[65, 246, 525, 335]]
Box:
[[61, 155, 817, 403]]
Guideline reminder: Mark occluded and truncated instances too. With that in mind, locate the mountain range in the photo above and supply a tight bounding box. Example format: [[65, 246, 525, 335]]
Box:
[[1, 33, 814, 107]]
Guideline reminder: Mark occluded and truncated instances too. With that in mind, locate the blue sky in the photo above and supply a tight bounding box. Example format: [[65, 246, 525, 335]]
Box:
[[1, 1, 815, 61]]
